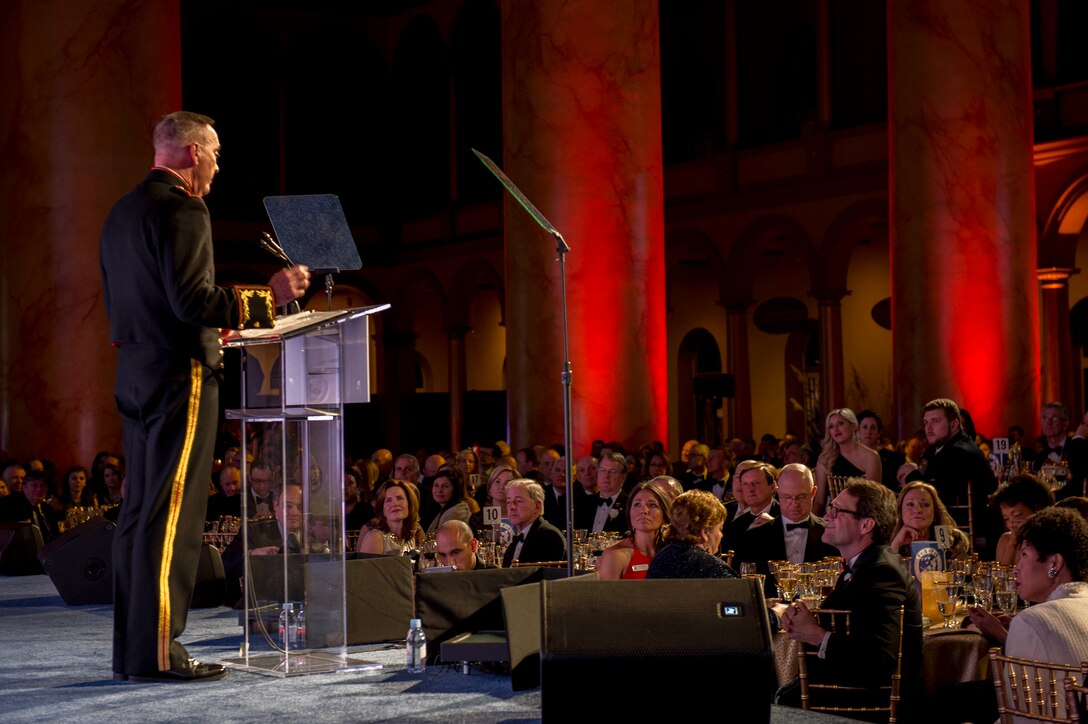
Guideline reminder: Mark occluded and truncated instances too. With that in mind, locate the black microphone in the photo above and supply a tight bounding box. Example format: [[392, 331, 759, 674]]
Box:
[[257, 232, 301, 315]]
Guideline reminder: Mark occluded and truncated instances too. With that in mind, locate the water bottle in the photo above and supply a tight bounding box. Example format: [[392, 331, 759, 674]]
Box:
[[279, 602, 298, 649], [406, 618, 426, 673], [296, 604, 306, 649]]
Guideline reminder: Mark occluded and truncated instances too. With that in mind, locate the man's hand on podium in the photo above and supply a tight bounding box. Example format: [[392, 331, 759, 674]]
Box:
[[269, 264, 311, 306]]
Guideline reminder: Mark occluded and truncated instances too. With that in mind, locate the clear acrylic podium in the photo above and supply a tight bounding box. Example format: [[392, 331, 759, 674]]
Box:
[[218, 304, 389, 677]]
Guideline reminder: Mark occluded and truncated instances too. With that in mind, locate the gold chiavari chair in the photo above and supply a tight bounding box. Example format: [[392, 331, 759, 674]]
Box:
[[826, 475, 849, 502], [797, 606, 904, 723], [989, 648, 1081, 723], [1065, 667, 1088, 723]]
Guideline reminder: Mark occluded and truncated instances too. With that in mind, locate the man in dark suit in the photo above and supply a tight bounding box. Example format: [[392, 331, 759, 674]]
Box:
[[502, 479, 566, 566], [778, 479, 922, 711], [901, 397, 998, 553], [678, 443, 711, 491], [721, 460, 779, 555], [541, 455, 569, 530], [734, 464, 836, 576], [1034, 401, 1088, 501], [100, 111, 310, 683], [587, 452, 629, 534], [222, 483, 304, 586], [0, 469, 57, 544]]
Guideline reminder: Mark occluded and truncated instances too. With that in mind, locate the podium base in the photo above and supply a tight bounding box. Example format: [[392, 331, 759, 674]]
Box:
[[221, 651, 383, 678]]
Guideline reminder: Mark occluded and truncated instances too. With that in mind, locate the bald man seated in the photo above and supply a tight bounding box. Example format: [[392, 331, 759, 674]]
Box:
[[435, 520, 496, 571]]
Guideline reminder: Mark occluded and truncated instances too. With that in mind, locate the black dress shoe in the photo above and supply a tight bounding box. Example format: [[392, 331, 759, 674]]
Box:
[[112, 672, 128, 682], [128, 659, 227, 683]]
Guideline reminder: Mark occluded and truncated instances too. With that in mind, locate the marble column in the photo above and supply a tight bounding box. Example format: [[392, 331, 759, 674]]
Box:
[[812, 290, 847, 414], [0, 1, 181, 467], [502, 0, 667, 454], [888, 0, 1039, 437], [1038, 268, 1077, 409], [725, 301, 753, 440], [447, 326, 469, 453]]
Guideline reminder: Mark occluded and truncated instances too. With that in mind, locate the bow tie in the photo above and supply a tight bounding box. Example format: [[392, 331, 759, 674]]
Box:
[[512, 533, 525, 545], [785, 520, 810, 531], [598, 496, 613, 507], [1048, 446, 1064, 456]]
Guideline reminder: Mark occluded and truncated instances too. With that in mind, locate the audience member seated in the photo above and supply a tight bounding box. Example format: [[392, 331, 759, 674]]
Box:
[[989, 473, 1054, 565], [646, 489, 737, 579], [889, 480, 970, 559], [734, 464, 837, 573], [722, 460, 780, 555], [0, 469, 57, 542], [101, 462, 124, 506], [2, 461, 26, 496], [777, 478, 922, 713], [597, 482, 671, 580], [857, 409, 905, 490], [205, 465, 242, 521], [59, 465, 99, 513], [968, 506, 1088, 718], [501, 478, 565, 567], [587, 452, 630, 534], [355, 479, 426, 557], [435, 520, 495, 571], [246, 459, 275, 518], [469, 464, 515, 534], [1056, 495, 1088, 520], [646, 451, 671, 480], [678, 443, 711, 491], [540, 455, 568, 529], [426, 466, 474, 536], [814, 408, 882, 515], [307, 514, 333, 556], [0, 478, 8, 498], [343, 468, 374, 533], [648, 475, 684, 504], [222, 483, 305, 584]]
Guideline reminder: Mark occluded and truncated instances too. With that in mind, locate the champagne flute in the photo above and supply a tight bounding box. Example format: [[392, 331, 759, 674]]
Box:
[[778, 568, 799, 601], [996, 590, 1018, 617]]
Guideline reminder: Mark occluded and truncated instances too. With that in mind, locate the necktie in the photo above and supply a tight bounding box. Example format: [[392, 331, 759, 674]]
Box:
[[785, 520, 810, 531]]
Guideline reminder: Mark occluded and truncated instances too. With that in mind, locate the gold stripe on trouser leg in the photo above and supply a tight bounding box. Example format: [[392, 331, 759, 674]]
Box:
[[157, 360, 202, 671]]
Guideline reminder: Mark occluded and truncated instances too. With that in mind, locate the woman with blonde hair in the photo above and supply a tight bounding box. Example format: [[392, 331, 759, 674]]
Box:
[[814, 408, 881, 515]]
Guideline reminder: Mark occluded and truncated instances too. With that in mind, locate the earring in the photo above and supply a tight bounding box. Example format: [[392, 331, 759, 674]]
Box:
[[1048, 566, 1058, 579]]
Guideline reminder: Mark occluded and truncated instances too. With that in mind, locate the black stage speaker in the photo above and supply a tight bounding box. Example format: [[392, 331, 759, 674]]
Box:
[[39, 516, 114, 604], [191, 544, 226, 608], [541, 577, 774, 722], [0, 522, 45, 576]]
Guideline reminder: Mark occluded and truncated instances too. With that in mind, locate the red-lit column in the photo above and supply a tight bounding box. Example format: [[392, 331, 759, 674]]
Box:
[[1038, 268, 1077, 409], [725, 301, 753, 440], [0, 1, 181, 468], [502, 1, 667, 454], [447, 326, 468, 452], [888, 0, 1039, 437], [813, 290, 847, 414]]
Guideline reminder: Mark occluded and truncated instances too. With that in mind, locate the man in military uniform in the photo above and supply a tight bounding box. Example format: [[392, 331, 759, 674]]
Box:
[[101, 111, 309, 683]]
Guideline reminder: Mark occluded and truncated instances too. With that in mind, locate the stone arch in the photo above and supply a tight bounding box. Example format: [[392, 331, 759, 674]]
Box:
[[725, 214, 815, 303], [1040, 169, 1088, 268], [665, 226, 727, 308], [815, 198, 888, 292], [448, 258, 506, 392]]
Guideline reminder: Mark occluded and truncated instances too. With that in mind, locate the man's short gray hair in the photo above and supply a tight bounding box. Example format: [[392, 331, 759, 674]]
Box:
[[153, 111, 214, 151], [505, 478, 544, 504]]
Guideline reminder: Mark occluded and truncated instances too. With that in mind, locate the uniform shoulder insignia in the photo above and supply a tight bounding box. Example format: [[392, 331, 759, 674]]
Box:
[[233, 286, 276, 330], [169, 184, 194, 198]]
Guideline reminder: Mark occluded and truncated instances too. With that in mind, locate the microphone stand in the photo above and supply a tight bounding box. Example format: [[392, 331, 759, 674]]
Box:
[[471, 149, 576, 577]]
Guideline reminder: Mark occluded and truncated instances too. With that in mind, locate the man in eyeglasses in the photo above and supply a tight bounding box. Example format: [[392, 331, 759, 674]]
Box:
[[589, 452, 629, 534], [777, 478, 922, 711], [734, 464, 836, 572]]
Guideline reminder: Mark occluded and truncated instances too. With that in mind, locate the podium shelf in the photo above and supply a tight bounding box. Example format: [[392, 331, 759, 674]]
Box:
[[226, 407, 339, 422]]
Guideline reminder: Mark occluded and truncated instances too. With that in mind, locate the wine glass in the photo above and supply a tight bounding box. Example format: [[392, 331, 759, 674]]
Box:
[[996, 589, 1018, 617], [738, 562, 757, 576], [936, 581, 960, 628], [778, 567, 799, 601]]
